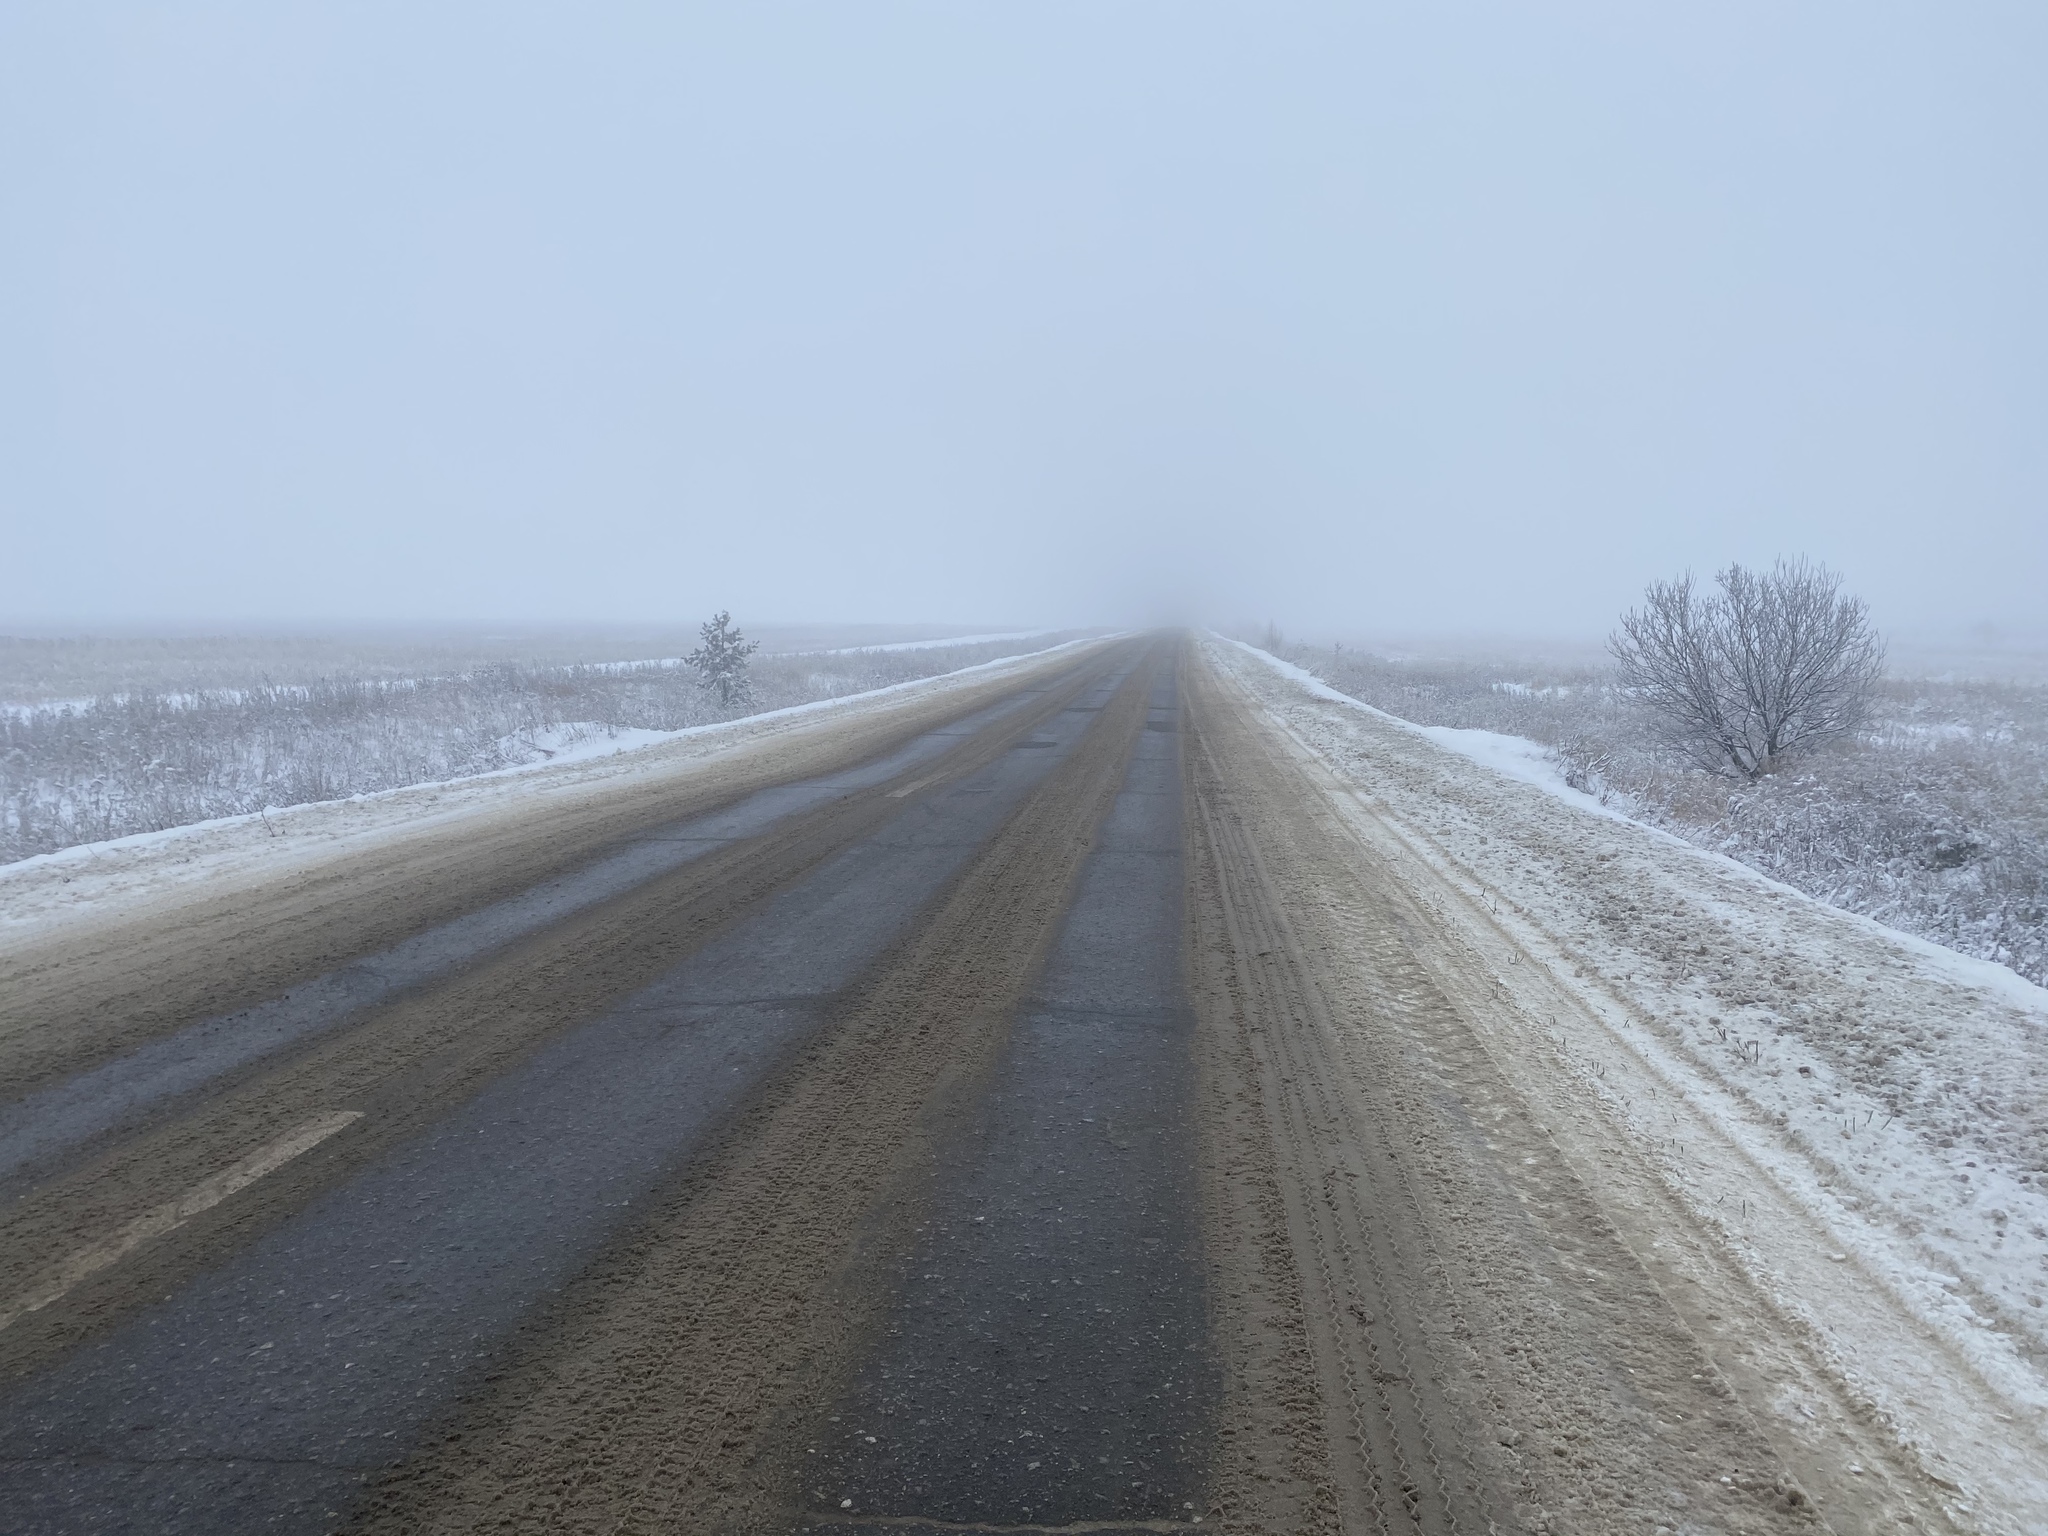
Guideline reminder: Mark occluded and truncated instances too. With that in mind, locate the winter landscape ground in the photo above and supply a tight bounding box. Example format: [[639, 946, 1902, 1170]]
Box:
[[11, 4, 2043, 1531], [1, 631, 2043, 1535]]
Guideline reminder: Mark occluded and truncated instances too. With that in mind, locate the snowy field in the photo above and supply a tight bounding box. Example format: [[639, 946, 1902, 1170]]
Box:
[[1216, 635, 2048, 1532], [0, 624, 1049, 706], [0, 637, 1111, 951], [0, 629, 1086, 866], [1254, 631, 2048, 988]]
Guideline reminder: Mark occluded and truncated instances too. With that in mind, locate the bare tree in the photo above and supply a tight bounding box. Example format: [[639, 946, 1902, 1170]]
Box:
[[685, 611, 760, 710], [1610, 558, 1884, 779]]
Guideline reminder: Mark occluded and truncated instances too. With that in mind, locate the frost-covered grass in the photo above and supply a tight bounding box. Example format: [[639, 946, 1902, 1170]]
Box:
[[0, 633, 1080, 865], [1261, 637, 2048, 986]]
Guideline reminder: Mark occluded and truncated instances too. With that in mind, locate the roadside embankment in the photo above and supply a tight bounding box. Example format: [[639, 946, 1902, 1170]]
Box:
[[1206, 633, 2048, 1535]]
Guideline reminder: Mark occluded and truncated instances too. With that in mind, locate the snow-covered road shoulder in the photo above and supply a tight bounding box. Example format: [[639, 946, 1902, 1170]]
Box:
[[0, 638, 1111, 956], [1212, 634, 2048, 1534]]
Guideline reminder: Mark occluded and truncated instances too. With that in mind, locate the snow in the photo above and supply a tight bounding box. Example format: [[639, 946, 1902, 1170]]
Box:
[[1413, 724, 1613, 812], [817, 630, 1054, 655], [1226, 638, 1631, 822], [498, 723, 679, 766], [1212, 633, 2048, 1532]]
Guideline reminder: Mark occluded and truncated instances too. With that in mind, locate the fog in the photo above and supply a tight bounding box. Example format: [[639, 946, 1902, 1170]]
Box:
[[4, 4, 2044, 642]]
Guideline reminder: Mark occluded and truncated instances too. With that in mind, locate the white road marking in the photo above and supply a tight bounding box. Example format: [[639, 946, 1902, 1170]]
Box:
[[887, 773, 943, 799], [0, 1109, 363, 1332]]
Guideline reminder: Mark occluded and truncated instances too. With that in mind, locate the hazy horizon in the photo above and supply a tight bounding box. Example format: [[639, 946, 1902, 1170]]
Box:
[[6, 5, 2045, 637]]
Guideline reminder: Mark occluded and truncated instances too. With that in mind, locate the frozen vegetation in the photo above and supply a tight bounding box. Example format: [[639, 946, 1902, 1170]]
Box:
[[0, 630, 1080, 865], [1257, 633, 2048, 986]]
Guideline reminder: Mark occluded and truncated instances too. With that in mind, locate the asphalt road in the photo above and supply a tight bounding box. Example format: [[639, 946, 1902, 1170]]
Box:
[[0, 685, 1049, 1196], [805, 662, 1213, 1532], [0, 633, 1857, 1536], [0, 642, 1154, 1532]]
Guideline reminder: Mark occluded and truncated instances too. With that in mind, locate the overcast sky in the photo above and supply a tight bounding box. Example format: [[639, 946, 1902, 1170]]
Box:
[[4, 3, 2043, 638]]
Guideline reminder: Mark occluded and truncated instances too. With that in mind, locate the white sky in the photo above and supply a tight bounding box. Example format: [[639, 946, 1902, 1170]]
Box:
[[3, 4, 2043, 638]]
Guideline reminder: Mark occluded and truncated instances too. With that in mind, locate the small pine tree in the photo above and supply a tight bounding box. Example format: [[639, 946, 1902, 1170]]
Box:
[[686, 611, 761, 710]]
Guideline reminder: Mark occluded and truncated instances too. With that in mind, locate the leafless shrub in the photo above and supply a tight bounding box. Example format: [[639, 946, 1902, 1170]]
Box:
[[1611, 559, 1885, 780], [1264, 635, 2047, 987]]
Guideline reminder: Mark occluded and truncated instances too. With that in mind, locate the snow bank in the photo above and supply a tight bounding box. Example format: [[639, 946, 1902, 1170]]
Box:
[[817, 630, 1054, 655], [1226, 639, 1625, 819]]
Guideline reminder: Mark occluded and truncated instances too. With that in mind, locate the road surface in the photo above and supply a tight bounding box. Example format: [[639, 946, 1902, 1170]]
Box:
[[0, 634, 1991, 1533]]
